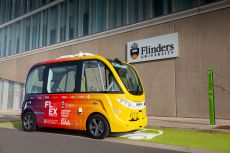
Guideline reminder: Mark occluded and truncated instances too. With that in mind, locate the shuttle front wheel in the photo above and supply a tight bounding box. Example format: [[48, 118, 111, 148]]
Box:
[[87, 114, 110, 139]]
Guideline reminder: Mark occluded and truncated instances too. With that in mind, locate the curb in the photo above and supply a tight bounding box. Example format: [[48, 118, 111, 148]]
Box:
[[147, 125, 230, 134]]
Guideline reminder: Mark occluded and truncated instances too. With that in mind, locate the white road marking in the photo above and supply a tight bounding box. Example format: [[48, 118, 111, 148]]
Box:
[[120, 129, 164, 140]]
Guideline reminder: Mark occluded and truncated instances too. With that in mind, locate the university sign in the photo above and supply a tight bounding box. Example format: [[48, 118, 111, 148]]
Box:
[[127, 33, 179, 63]]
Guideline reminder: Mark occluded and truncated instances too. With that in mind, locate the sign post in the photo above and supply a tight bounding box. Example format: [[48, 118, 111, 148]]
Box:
[[208, 69, 215, 127]]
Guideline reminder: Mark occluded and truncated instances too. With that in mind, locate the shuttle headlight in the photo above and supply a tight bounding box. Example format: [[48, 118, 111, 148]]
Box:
[[116, 99, 145, 109]]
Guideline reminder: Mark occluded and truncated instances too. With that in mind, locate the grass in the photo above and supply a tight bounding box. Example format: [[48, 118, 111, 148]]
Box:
[[121, 128, 230, 152], [0, 120, 21, 130]]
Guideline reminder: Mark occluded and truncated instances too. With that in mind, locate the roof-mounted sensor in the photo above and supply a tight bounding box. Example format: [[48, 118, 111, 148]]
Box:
[[57, 51, 94, 59]]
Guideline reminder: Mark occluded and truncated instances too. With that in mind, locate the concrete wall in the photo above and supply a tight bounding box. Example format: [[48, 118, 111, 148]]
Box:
[[174, 8, 230, 119], [0, 8, 229, 119]]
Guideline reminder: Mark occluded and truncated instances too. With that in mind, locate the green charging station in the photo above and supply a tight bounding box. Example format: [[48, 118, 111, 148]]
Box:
[[208, 69, 215, 126]]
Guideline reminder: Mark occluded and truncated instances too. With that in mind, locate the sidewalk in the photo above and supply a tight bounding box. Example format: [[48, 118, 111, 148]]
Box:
[[0, 109, 230, 133], [0, 110, 21, 122], [148, 116, 230, 133]]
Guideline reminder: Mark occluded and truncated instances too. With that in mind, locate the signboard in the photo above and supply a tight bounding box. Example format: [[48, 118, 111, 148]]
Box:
[[127, 33, 179, 63]]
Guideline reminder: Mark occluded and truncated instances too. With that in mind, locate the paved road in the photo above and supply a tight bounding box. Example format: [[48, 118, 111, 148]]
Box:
[[0, 127, 184, 153]]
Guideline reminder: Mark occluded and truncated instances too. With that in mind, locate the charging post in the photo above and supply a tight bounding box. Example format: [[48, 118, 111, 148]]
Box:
[[208, 69, 215, 127]]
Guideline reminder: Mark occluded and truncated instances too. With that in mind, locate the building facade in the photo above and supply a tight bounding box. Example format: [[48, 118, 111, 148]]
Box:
[[0, 0, 230, 119]]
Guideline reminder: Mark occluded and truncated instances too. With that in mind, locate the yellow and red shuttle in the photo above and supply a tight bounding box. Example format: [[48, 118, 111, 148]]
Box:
[[21, 53, 147, 139]]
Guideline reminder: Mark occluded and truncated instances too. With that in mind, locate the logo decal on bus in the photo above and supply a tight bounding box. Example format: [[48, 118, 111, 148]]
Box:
[[61, 118, 70, 125], [45, 101, 58, 117]]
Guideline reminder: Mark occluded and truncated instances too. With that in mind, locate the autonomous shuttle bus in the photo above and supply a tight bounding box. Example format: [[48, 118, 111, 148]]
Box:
[[21, 53, 147, 139]]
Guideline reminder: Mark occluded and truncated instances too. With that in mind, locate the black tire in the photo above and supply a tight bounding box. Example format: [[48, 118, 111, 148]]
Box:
[[22, 112, 37, 132], [86, 114, 110, 139]]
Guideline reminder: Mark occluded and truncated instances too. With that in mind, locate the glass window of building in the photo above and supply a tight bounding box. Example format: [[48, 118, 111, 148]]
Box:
[[42, 0, 49, 5], [200, 0, 222, 5], [23, 17, 31, 51], [59, 1, 67, 42], [8, 24, 16, 55], [68, 0, 78, 40], [109, 0, 122, 29], [32, 13, 41, 49], [6, 25, 14, 56], [15, 21, 21, 54], [173, 0, 196, 12], [0, 0, 57, 25], [42, 9, 48, 47], [49, 5, 58, 45], [91, 0, 108, 34], [14, 0, 22, 18], [142, 0, 153, 20], [2, 27, 8, 57], [82, 0, 89, 36], [0, 29, 2, 57], [128, 0, 138, 24], [153, 0, 172, 17], [0, 0, 4, 24]]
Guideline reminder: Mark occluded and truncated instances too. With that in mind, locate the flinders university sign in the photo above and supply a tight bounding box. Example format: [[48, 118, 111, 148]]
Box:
[[127, 33, 179, 63]]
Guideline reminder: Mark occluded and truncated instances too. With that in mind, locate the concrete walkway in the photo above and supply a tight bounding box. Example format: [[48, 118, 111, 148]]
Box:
[[148, 116, 230, 133], [0, 110, 21, 122], [0, 109, 230, 133]]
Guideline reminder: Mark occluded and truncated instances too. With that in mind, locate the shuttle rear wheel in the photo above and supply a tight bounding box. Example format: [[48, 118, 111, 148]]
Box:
[[22, 112, 37, 132]]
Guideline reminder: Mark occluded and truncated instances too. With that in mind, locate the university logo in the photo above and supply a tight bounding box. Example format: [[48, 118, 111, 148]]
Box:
[[130, 42, 139, 59]]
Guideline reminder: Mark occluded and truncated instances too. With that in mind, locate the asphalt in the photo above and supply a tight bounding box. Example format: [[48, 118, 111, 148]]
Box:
[[0, 127, 184, 153]]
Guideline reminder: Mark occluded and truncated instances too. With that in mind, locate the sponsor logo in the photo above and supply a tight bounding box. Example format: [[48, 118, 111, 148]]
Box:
[[61, 101, 65, 108], [34, 112, 44, 115], [37, 96, 42, 100], [70, 95, 76, 99], [45, 101, 58, 117], [61, 118, 70, 126], [65, 103, 75, 108], [62, 96, 67, 99], [44, 96, 50, 99], [44, 119, 58, 124], [61, 110, 71, 118]]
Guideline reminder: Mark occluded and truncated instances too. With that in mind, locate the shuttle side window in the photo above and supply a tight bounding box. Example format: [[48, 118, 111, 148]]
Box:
[[47, 65, 77, 93], [81, 60, 120, 93], [26, 66, 45, 94]]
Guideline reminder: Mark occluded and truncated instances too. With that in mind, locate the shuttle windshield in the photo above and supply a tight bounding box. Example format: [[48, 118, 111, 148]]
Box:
[[110, 59, 143, 95]]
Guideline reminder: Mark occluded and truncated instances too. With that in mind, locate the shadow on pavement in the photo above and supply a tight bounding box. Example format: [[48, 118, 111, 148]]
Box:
[[8, 120, 132, 139], [34, 128, 131, 139], [38, 127, 135, 138], [37, 128, 91, 138]]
